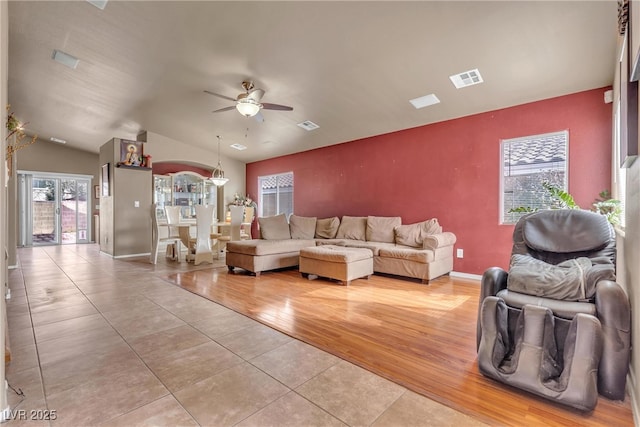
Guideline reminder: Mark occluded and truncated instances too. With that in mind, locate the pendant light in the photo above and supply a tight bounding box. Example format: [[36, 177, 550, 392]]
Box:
[[211, 135, 229, 186]]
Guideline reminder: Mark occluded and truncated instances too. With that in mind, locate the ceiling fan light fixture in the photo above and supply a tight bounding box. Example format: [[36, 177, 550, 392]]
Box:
[[211, 135, 229, 186], [236, 98, 262, 117]]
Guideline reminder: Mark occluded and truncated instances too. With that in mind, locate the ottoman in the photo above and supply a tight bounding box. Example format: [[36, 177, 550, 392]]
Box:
[[299, 245, 373, 285]]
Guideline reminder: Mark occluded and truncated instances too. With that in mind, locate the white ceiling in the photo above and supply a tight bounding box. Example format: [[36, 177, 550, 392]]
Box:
[[8, 1, 618, 164]]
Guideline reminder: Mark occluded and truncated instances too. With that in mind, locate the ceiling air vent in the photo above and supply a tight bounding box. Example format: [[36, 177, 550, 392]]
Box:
[[230, 143, 247, 151], [449, 69, 483, 89], [297, 120, 319, 131], [409, 94, 440, 109], [86, 0, 108, 10], [52, 50, 79, 69]]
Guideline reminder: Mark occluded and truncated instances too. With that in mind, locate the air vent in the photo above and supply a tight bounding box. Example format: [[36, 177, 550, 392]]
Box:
[[409, 94, 440, 109], [297, 120, 320, 131], [230, 143, 247, 151], [449, 69, 483, 89], [52, 50, 79, 69], [86, 0, 108, 10]]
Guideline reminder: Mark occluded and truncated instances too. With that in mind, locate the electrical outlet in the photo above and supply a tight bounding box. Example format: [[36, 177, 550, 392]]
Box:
[[134, 201, 140, 208], [456, 248, 464, 258]]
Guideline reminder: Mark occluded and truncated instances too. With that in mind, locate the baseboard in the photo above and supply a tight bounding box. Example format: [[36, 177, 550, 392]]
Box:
[[113, 252, 151, 259], [628, 367, 639, 426], [0, 406, 11, 422], [0, 381, 9, 422], [450, 271, 482, 282]]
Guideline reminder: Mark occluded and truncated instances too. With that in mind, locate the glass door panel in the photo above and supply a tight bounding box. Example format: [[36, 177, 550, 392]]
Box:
[[32, 178, 59, 245], [77, 180, 89, 242], [22, 174, 91, 246]]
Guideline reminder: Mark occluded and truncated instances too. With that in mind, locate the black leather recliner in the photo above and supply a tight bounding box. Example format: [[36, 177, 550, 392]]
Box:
[[476, 209, 630, 409]]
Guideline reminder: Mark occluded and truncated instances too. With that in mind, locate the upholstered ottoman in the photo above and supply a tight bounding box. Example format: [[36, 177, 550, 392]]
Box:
[[299, 245, 373, 285]]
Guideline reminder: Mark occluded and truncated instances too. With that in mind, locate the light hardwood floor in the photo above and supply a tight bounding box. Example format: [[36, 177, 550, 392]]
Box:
[[164, 266, 634, 427]]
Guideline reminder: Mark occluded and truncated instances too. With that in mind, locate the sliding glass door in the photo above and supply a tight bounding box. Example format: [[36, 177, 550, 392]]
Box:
[[18, 172, 91, 246]]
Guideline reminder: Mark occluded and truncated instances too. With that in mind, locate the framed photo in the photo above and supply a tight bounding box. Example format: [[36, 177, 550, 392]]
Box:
[[101, 163, 110, 197], [119, 140, 144, 166], [94, 185, 100, 199]]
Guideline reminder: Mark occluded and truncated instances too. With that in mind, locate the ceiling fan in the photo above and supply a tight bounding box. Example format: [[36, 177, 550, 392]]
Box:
[[204, 80, 293, 122]]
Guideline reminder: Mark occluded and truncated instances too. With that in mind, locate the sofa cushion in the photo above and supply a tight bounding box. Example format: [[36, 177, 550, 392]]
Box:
[[378, 247, 434, 264], [394, 219, 442, 248], [336, 216, 367, 241], [300, 245, 373, 263], [227, 239, 315, 256], [343, 241, 397, 256], [290, 215, 317, 239], [315, 217, 340, 239], [258, 214, 291, 240], [366, 216, 401, 243]]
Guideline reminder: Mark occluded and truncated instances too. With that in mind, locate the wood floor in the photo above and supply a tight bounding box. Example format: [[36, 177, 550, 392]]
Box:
[[162, 267, 633, 426]]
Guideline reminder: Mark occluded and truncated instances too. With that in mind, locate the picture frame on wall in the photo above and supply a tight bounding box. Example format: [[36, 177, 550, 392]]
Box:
[[101, 163, 110, 197], [119, 140, 144, 166]]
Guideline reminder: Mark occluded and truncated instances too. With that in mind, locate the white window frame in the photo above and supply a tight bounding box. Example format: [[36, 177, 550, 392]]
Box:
[[499, 130, 569, 225], [613, 99, 627, 229], [258, 172, 294, 217]]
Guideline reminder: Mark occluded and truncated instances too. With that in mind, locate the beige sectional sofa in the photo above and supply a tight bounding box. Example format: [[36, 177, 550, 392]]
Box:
[[225, 214, 457, 283]]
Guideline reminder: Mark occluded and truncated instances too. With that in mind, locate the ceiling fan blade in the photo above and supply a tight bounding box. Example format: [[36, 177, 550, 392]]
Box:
[[212, 106, 236, 113], [247, 88, 265, 102], [253, 111, 265, 123], [204, 90, 237, 102], [262, 103, 293, 111]]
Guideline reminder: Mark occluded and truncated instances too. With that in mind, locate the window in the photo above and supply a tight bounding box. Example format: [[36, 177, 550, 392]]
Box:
[[258, 172, 294, 217], [500, 130, 568, 224]]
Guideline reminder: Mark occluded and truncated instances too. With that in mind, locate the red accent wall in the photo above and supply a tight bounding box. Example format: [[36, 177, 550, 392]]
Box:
[[246, 88, 612, 275], [152, 162, 211, 177]]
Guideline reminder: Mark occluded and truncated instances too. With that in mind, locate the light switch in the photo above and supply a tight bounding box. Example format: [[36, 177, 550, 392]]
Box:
[[134, 201, 140, 208]]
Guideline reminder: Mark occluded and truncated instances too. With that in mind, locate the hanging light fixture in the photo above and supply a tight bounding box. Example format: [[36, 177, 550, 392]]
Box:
[[211, 135, 229, 186]]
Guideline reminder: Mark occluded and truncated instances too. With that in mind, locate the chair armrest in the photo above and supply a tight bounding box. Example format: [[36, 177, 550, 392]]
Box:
[[595, 280, 631, 400], [477, 267, 509, 350], [422, 232, 456, 250]]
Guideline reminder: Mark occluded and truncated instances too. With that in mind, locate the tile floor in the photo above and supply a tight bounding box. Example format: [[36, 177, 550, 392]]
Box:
[[5, 244, 487, 426]]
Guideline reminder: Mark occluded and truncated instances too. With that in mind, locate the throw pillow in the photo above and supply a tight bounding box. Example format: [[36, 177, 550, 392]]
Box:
[[336, 216, 367, 241], [394, 223, 423, 247], [394, 219, 442, 247], [289, 215, 317, 239], [315, 217, 340, 239], [258, 213, 291, 240], [421, 218, 442, 235], [366, 216, 401, 242]]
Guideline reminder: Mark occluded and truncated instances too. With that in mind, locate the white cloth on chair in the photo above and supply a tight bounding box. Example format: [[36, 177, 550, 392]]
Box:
[[218, 205, 244, 252], [150, 204, 181, 264]]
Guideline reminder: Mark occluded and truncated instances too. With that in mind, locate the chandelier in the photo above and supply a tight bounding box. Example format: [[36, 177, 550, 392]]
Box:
[[211, 135, 229, 186]]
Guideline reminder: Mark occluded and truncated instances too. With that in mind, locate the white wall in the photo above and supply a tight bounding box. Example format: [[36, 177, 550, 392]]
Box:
[[0, 0, 9, 418]]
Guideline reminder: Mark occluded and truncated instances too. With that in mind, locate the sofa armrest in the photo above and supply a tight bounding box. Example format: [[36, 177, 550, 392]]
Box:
[[595, 280, 631, 400], [422, 232, 456, 250]]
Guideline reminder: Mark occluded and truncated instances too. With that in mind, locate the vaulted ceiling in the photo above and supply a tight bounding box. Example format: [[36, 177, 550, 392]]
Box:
[[7, 1, 617, 163]]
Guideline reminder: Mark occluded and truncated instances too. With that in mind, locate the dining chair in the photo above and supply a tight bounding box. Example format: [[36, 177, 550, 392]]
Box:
[[218, 205, 244, 253], [210, 206, 222, 248], [182, 205, 215, 265], [241, 206, 254, 239], [150, 204, 181, 264]]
